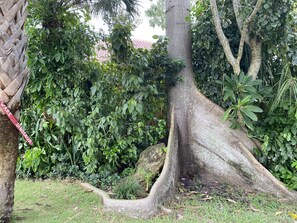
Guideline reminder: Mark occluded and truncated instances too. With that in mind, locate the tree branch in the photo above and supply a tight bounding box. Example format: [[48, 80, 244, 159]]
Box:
[[209, 0, 239, 74], [232, 0, 243, 31], [211, 0, 264, 76], [233, 0, 264, 46], [236, 34, 245, 66], [246, 0, 264, 25]]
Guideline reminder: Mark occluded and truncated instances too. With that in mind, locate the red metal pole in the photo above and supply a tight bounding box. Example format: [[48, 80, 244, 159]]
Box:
[[0, 99, 33, 146]]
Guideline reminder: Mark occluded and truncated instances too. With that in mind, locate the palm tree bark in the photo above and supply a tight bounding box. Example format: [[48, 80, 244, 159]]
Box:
[[0, 116, 18, 222], [0, 0, 28, 221]]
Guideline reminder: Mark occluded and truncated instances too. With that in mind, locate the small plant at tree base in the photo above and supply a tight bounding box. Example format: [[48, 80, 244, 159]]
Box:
[[137, 168, 155, 192], [113, 177, 144, 200]]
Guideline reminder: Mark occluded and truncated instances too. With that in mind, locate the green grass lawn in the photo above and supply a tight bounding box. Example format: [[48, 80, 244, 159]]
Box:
[[12, 180, 297, 223]]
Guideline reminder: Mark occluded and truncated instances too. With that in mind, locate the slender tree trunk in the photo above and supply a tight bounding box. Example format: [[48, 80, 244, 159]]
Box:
[[211, 0, 263, 79], [0, 0, 29, 221]]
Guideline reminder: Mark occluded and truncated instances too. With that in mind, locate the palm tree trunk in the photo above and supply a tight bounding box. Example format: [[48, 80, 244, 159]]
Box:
[[0, 115, 18, 222], [0, 0, 28, 221]]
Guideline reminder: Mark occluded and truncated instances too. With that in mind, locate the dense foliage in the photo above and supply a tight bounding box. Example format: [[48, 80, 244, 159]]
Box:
[[18, 0, 182, 188], [191, 0, 297, 189]]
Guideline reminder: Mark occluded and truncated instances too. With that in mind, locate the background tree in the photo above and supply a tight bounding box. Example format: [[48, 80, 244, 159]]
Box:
[[88, 0, 139, 17], [0, 0, 29, 221], [145, 0, 165, 30]]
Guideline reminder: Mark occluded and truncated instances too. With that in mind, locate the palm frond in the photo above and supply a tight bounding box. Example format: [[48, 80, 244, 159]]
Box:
[[91, 0, 139, 17], [271, 64, 297, 111]]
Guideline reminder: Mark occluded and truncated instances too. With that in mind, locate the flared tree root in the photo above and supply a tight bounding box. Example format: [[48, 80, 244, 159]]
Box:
[[183, 89, 297, 199], [81, 111, 180, 219], [82, 93, 297, 218]]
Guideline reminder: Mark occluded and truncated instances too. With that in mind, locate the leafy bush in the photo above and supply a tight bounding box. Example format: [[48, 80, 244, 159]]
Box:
[[191, 0, 297, 189], [18, 1, 182, 187], [254, 103, 297, 190]]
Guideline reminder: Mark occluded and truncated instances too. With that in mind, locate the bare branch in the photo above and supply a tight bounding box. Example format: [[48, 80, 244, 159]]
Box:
[[211, 0, 264, 76], [236, 34, 245, 66], [232, 0, 243, 31], [246, 0, 264, 25], [209, 0, 238, 73]]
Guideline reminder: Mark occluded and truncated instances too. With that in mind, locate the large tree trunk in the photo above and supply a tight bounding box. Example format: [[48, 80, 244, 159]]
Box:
[[167, 0, 296, 198], [0, 0, 29, 221], [83, 0, 297, 219]]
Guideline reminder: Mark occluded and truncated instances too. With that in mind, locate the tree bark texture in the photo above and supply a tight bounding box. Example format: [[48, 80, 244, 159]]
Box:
[[0, 115, 18, 222], [165, 0, 195, 175], [0, 0, 28, 221], [247, 38, 262, 79], [0, 0, 29, 114]]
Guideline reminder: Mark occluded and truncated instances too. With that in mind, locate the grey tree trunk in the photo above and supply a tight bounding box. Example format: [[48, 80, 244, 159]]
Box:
[[166, 0, 195, 176], [0, 0, 29, 221], [167, 0, 297, 198]]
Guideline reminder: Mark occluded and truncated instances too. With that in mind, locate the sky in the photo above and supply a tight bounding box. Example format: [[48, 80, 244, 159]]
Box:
[[90, 1, 164, 42]]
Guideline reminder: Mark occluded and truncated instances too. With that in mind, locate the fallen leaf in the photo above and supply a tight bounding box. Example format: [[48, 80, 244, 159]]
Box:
[[275, 211, 283, 216], [289, 212, 297, 220], [249, 205, 260, 212], [84, 189, 93, 193], [226, 198, 237, 204], [160, 206, 173, 214], [178, 187, 185, 193], [202, 196, 213, 201]]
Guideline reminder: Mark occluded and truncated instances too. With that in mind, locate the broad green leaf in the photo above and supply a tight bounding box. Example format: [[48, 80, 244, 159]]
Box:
[[242, 114, 254, 131], [222, 108, 232, 122], [244, 105, 263, 113], [240, 96, 252, 105], [241, 108, 258, 121]]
